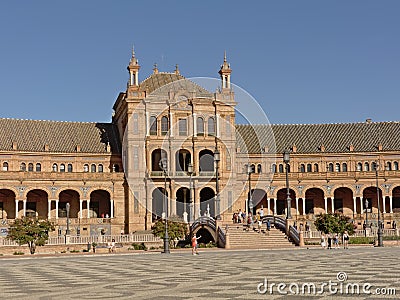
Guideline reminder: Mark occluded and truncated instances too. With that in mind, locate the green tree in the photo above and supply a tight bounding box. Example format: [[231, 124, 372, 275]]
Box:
[[151, 215, 188, 248], [7, 217, 55, 254], [314, 213, 354, 235]]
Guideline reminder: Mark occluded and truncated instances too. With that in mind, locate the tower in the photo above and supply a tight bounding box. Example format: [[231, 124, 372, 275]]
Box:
[[218, 51, 232, 90], [127, 46, 140, 87]]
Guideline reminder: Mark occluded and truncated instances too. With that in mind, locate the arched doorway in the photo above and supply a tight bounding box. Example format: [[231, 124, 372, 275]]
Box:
[[152, 149, 167, 171], [199, 149, 214, 173], [176, 187, 190, 220], [276, 189, 296, 216], [0, 189, 16, 219], [90, 190, 111, 218], [195, 228, 215, 245], [334, 187, 353, 215], [176, 149, 191, 172], [305, 188, 324, 215], [200, 187, 215, 217], [26, 189, 48, 218], [59, 190, 80, 218], [152, 187, 168, 221], [250, 189, 267, 215], [363, 187, 383, 215], [392, 186, 400, 213]]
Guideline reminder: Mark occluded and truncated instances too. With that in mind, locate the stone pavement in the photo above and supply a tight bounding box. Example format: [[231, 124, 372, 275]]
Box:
[[0, 247, 399, 299]]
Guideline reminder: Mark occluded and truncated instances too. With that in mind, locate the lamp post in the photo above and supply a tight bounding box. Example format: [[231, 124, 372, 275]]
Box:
[[365, 198, 369, 234], [247, 164, 253, 216], [375, 163, 383, 247], [66, 202, 70, 235], [214, 149, 221, 219], [187, 162, 193, 223], [159, 158, 170, 254], [283, 150, 292, 219]]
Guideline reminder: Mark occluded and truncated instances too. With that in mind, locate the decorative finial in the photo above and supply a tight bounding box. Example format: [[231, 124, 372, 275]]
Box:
[[175, 64, 180, 74], [132, 45, 135, 57], [224, 50, 227, 62], [153, 63, 159, 74]]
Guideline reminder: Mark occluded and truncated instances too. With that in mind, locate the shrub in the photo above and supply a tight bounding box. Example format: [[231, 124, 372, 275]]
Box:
[[131, 242, 147, 251], [70, 250, 80, 253], [348, 237, 374, 244], [13, 251, 24, 255]]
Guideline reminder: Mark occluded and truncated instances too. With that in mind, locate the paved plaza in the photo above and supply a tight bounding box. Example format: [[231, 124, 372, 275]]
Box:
[[0, 247, 399, 299]]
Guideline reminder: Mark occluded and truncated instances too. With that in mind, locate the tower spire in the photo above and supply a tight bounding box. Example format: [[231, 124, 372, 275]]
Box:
[[219, 51, 232, 89], [127, 46, 140, 86]]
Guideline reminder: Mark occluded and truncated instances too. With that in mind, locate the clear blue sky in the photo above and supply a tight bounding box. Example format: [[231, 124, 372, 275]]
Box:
[[0, 1, 399, 124]]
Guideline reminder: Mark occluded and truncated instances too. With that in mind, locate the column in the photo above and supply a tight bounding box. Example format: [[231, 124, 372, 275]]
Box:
[[193, 113, 197, 137], [382, 196, 386, 214], [55, 200, 59, 219], [267, 198, 271, 215], [15, 199, 19, 218], [324, 197, 328, 213], [79, 200, 83, 219], [48, 200, 52, 219], [145, 112, 150, 136], [135, 72, 139, 86], [353, 197, 357, 215], [170, 197, 176, 217], [295, 198, 299, 216], [169, 112, 174, 137], [110, 199, 114, 218], [302, 198, 306, 216], [389, 196, 393, 213], [87, 199, 91, 218], [216, 114, 220, 138], [360, 197, 364, 214], [23, 200, 27, 217], [273, 198, 277, 216], [331, 198, 335, 213]]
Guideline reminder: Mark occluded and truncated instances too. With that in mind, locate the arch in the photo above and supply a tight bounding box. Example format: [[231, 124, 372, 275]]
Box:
[[98, 164, 103, 173], [342, 163, 348, 172], [250, 164, 255, 173], [257, 164, 262, 173], [60, 164, 65, 172], [67, 163, 73, 172], [371, 162, 377, 171], [191, 227, 216, 245], [152, 187, 168, 221], [26, 189, 48, 218], [90, 190, 111, 218], [278, 164, 284, 173], [152, 149, 168, 171], [0, 189, 16, 218], [83, 164, 89, 172], [207, 116, 215, 136], [276, 188, 296, 216], [199, 149, 214, 173], [307, 163, 312, 172], [161, 116, 169, 135], [36, 163, 41, 172], [394, 162, 399, 171], [175, 149, 191, 172], [197, 117, 204, 136], [313, 163, 319, 172], [113, 164, 120, 172], [52, 163, 58, 172], [392, 186, 400, 213], [149, 116, 157, 135], [363, 186, 382, 216], [364, 162, 370, 171], [28, 163, 34, 172], [200, 187, 215, 217], [176, 187, 190, 219], [335, 163, 340, 172], [386, 162, 392, 171], [300, 164, 305, 173], [271, 164, 277, 173], [91, 164, 96, 173], [334, 187, 353, 215], [20, 162, 26, 171], [327, 163, 334, 172], [59, 189, 80, 218], [305, 188, 325, 215], [2, 162, 8, 171], [356, 162, 362, 171], [250, 189, 267, 215]]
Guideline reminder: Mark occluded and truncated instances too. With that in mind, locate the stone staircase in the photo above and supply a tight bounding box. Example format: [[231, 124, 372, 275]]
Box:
[[225, 224, 297, 249]]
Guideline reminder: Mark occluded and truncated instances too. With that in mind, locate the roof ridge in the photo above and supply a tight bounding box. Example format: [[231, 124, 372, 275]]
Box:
[[139, 72, 185, 85], [236, 121, 400, 126], [0, 117, 111, 124]]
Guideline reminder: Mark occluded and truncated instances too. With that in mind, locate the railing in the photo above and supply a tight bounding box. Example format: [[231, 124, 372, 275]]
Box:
[[289, 226, 300, 245], [303, 229, 400, 239], [261, 215, 299, 246], [0, 171, 124, 181], [190, 216, 226, 247]]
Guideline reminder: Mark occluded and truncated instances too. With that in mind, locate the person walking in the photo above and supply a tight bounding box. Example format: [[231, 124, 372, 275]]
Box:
[[333, 233, 339, 249], [343, 231, 349, 249], [321, 234, 326, 249], [191, 234, 201, 255], [327, 233, 332, 249]]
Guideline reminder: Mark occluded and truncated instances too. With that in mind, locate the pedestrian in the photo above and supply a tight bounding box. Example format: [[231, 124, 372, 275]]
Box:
[[327, 233, 332, 249], [300, 223, 304, 232], [111, 239, 116, 252], [266, 219, 271, 231], [393, 220, 397, 229], [343, 231, 349, 249], [321, 234, 326, 249], [259, 208, 264, 218], [238, 209, 243, 223], [257, 220, 262, 233], [333, 233, 339, 249], [191, 234, 201, 255]]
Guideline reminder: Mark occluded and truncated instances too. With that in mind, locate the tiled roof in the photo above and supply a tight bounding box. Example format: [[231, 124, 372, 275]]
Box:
[[236, 121, 400, 154], [140, 73, 213, 98], [0, 119, 121, 154]]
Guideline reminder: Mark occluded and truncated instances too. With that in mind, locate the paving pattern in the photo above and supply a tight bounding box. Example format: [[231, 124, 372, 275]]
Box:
[[0, 247, 399, 299]]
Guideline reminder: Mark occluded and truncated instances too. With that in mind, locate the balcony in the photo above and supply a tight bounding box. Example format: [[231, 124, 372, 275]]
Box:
[[0, 171, 124, 181]]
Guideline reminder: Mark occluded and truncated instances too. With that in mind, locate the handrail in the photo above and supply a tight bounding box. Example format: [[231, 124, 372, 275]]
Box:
[[190, 216, 226, 247], [289, 226, 300, 245], [261, 215, 300, 246]]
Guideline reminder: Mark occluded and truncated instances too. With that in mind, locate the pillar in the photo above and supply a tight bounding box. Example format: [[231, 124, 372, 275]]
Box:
[[23, 200, 27, 217], [15, 199, 19, 218], [389, 196, 393, 213], [145, 112, 150, 136], [170, 197, 176, 217], [273, 198, 277, 216], [110, 199, 114, 218], [383, 196, 386, 213], [55, 200, 59, 219], [353, 197, 357, 215], [302, 198, 306, 216], [331, 197, 335, 213], [48, 200, 52, 219], [295, 198, 299, 216], [87, 199, 90, 218], [267, 198, 271, 215], [216, 114, 220, 138], [193, 113, 197, 137], [324, 197, 328, 213], [79, 200, 83, 219], [360, 197, 364, 214], [169, 112, 174, 137]]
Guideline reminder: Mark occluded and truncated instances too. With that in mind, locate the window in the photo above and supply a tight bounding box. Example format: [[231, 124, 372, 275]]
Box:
[[91, 164, 96, 172], [149, 116, 157, 135], [313, 163, 319, 172], [257, 164, 262, 173], [67, 164, 73, 172], [364, 162, 370, 171], [52, 163, 58, 172], [132, 113, 139, 134], [2, 162, 8, 171], [113, 164, 120, 172], [271, 164, 277, 173], [342, 163, 348, 172], [357, 162, 362, 171], [371, 162, 377, 171], [335, 163, 340, 172], [60, 164, 65, 172], [161, 116, 169, 135], [197, 117, 204, 136], [250, 164, 256, 173], [386, 162, 392, 171], [36, 163, 41, 172], [27, 163, 33, 172], [300, 164, 305, 173], [178, 118, 187, 136], [328, 163, 334, 172], [98, 164, 103, 173], [208, 117, 215, 136], [307, 164, 312, 172], [20, 163, 26, 171], [394, 162, 399, 171], [83, 164, 89, 172], [278, 164, 284, 173]]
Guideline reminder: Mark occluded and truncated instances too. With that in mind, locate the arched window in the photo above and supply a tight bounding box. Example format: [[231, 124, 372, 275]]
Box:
[[364, 162, 370, 172], [356, 162, 362, 171], [197, 117, 204, 136], [328, 163, 334, 172], [250, 164, 256, 173], [394, 161, 399, 171], [257, 164, 262, 173], [28, 163, 34, 172], [342, 163, 348, 172], [36, 163, 41, 172], [113, 164, 120, 172], [300, 164, 305, 173], [98, 164, 103, 173], [83, 164, 89, 172], [386, 162, 392, 171], [2, 162, 8, 171], [149, 116, 157, 135], [372, 162, 378, 171], [208, 117, 215, 136], [67, 164, 73, 172], [313, 163, 319, 172], [278, 164, 284, 173], [52, 163, 58, 172], [271, 164, 277, 173], [307, 164, 312, 172], [161, 116, 169, 135], [91, 164, 96, 172], [20, 163, 26, 171], [335, 163, 340, 172], [60, 164, 65, 172]]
